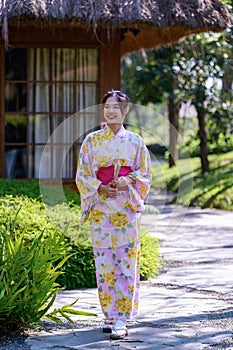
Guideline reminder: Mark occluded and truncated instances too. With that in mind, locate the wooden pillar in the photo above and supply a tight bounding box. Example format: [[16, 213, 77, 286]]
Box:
[[99, 30, 121, 107], [0, 39, 5, 178]]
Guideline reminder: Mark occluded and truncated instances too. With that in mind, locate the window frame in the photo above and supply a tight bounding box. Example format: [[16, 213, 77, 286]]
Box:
[[3, 45, 100, 179]]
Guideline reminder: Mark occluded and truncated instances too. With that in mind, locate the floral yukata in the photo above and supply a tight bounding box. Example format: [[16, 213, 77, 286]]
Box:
[[76, 125, 151, 323]]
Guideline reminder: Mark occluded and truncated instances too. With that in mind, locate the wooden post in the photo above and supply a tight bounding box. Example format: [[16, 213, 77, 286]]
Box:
[[99, 29, 121, 114], [0, 39, 5, 178]]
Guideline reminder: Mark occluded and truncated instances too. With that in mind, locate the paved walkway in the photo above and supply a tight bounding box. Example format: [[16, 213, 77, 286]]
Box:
[[26, 190, 233, 350]]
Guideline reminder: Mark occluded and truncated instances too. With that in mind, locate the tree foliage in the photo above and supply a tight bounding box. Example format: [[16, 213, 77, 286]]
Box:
[[121, 9, 233, 172]]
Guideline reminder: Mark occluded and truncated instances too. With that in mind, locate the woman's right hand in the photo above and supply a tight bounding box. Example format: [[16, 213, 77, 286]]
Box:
[[98, 182, 117, 198]]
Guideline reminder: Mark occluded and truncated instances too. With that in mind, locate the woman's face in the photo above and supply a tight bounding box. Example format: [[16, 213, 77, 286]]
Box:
[[103, 96, 128, 125]]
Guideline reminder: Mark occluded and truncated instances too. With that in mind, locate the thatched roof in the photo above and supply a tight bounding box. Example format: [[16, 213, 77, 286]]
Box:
[[0, 0, 232, 55]]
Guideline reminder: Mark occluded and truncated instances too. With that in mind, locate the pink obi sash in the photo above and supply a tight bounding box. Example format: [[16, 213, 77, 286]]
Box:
[[97, 166, 132, 185]]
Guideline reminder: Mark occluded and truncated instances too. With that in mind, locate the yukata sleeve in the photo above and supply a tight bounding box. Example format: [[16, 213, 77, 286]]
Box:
[[127, 138, 152, 212], [75, 137, 101, 223]]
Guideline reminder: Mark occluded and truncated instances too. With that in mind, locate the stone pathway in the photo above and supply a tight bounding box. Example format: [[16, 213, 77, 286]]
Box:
[[8, 189, 233, 349]]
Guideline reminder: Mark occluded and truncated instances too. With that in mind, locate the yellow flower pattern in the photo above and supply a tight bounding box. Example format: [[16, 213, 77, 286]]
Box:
[[109, 212, 128, 228], [98, 156, 111, 167], [140, 153, 147, 171], [122, 201, 138, 212], [99, 192, 107, 202], [90, 208, 105, 224], [128, 285, 135, 293], [102, 128, 114, 141], [92, 133, 105, 148], [82, 164, 91, 176], [139, 184, 148, 199], [116, 297, 133, 314], [95, 239, 103, 247], [112, 235, 119, 248], [99, 292, 113, 308], [76, 182, 87, 197], [127, 246, 137, 259], [120, 159, 129, 166], [102, 270, 115, 286], [81, 142, 88, 154]]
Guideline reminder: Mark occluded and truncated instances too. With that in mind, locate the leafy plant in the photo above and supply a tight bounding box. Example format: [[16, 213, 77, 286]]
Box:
[[0, 202, 95, 336], [0, 221, 64, 335], [46, 299, 96, 324], [140, 227, 161, 281]]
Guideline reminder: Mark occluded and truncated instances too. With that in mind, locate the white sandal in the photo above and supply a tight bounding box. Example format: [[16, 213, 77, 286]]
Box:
[[110, 320, 128, 340], [102, 320, 114, 333]]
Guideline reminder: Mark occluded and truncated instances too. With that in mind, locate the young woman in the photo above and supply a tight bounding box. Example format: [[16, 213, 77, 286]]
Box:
[[76, 90, 151, 340]]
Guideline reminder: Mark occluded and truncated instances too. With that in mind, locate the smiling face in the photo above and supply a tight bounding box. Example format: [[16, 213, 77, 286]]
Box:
[[103, 96, 128, 125]]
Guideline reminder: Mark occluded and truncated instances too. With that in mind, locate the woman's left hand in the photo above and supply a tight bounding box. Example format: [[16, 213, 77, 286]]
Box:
[[115, 176, 133, 188]]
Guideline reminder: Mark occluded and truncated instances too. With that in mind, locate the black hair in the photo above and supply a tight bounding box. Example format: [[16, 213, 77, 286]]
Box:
[[102, 90, 130, 113]]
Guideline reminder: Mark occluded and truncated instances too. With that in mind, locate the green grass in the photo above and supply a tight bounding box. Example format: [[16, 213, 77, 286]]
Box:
[[151, 152, 233, 210]]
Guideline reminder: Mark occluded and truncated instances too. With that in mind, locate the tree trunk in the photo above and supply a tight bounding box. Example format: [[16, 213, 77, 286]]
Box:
[[135, 105, 143, 136], [222, 62, 232, 92], [197, 107, 209, 173], [168, 97, 179, 167]]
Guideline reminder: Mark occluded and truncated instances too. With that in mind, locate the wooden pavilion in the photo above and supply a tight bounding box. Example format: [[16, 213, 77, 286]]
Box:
[[0, 0, 231, 179]]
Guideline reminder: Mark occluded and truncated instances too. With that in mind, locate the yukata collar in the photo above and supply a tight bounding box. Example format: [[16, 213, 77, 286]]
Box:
[[104, 124, 126, 137]]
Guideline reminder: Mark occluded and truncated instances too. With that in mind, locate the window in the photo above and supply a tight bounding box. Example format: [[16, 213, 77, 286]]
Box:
[[5, 48, 99, 179]]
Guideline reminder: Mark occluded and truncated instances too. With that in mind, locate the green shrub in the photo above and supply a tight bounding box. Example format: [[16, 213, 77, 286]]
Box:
[[57, 241, 97, 289], [140, 227, 161, 281], [0, 214, 68, 336], [0, 179, 80, 205], [46, 203, 90, 243], [0, 179, 41, 199], [0, 196, 92, 283], [0, 196, 86, 242]]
